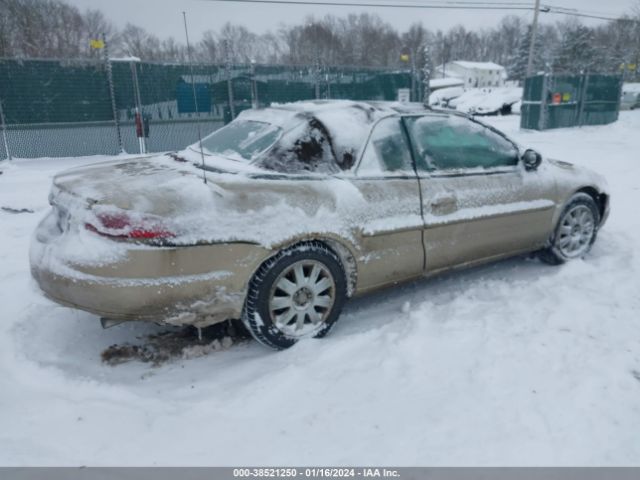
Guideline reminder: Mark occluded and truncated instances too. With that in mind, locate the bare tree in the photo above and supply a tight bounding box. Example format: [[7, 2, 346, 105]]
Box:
[[0, 0, 638, 82]]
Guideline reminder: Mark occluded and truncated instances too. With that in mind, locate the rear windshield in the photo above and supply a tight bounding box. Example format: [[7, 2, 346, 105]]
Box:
[[256, 118, 340, 174], [199, 121, 282, 161]]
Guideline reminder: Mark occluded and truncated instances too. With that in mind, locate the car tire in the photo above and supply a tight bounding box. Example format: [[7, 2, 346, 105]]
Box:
[[539, 193, 601, 265], [242, 242, 347, 350]]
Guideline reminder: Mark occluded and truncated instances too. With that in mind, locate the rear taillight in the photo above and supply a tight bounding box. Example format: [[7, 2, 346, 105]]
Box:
[[85, 212, 174, 240]]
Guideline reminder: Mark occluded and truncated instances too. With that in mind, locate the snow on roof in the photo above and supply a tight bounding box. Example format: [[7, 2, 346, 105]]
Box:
[[239, 100, 422, 129], [238, 100, 429, 165], [449, 61, 506, 71], [110, 56, 141, 63], [430, 77, 465, 89]]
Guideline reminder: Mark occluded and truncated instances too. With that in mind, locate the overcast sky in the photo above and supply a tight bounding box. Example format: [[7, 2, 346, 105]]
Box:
[[65, 0, 639, 40]]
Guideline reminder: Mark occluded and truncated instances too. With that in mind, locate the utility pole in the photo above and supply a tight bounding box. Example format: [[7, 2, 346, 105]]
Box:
[[526, 0, 542, 77]]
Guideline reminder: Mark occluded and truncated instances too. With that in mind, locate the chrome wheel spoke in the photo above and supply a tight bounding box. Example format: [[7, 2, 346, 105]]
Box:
[[314, 277, 332, 294], [275, 308, 296, 326], [276, 277, 297, 295], [271, 295, 293, 310], [295, 312, 306, 331], [570, 238, 578, 251], [293, 264, 306, 286], [308, 309, 322, 325], [309, 264, 321, 284], [315, 294, 332, 309]]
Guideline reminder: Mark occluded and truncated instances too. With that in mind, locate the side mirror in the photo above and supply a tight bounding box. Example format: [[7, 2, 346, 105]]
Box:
[[522, 149, 542, 171]]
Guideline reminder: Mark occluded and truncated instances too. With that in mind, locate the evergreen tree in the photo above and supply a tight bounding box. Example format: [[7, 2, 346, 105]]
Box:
[[510, 25, 543, 83], [554, 24, 597, 74]]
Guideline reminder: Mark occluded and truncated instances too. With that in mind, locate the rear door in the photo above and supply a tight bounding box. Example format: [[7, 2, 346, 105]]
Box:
[[403, 114, 556, 272], [349, 116, 425, 292]]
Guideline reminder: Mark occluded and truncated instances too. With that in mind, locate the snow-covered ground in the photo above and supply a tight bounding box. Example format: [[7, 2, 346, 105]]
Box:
[[1, 113, 640, 466]]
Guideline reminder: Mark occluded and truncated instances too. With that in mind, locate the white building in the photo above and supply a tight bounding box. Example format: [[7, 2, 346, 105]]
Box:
[[434, 61, 507, 88]]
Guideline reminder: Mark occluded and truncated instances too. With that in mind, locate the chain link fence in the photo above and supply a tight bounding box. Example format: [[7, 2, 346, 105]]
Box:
[[0, 57, 417, 160], [521, 73, 623, 130]]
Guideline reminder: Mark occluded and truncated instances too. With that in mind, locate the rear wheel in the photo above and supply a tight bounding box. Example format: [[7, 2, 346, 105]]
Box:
[[539, 193, 600, 265], [243, 242, 347, 350]]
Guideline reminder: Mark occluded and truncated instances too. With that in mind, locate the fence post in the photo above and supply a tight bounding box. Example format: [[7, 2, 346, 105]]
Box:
[[103, 33, 124, 153], [577, 72, 590, 127], [250, 60, 258, 109], [314, 62, 321, 100], [411, 52, 417, 102], [539, 73, 549, 131], [224, 40, 236, 120], [0, 98, 11, 161]]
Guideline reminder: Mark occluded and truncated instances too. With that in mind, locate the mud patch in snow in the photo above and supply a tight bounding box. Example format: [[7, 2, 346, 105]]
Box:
[[100, 321, 248, 366]]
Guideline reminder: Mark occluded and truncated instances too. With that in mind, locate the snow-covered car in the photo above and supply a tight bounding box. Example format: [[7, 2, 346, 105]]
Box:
[[620, 91, 640, 110], [449, 87, 523, 116], [30, 100, 610, 349]]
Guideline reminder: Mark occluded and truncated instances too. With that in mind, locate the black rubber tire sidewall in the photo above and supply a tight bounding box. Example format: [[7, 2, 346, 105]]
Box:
[[243, 242, 347, 350]]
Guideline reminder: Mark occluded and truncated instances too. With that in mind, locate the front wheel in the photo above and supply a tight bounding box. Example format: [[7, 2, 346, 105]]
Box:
[[243, 242, 347, 350], [539, 193, 600, 265]]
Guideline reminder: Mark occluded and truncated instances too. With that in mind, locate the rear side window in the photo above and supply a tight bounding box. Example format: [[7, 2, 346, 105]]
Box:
[[405, 115, 519, 171], [357, 117, 413, 176]]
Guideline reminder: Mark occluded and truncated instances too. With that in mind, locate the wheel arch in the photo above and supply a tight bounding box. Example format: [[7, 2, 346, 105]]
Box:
[[575, 186, 608, 224], [257, 235, 359, 298]]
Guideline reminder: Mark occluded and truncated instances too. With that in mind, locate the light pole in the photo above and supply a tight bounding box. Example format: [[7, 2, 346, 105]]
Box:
[[526, 0, 542, 77]]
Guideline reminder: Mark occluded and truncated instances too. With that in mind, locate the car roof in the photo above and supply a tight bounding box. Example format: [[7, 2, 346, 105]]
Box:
[[235, 100, 468, 173]]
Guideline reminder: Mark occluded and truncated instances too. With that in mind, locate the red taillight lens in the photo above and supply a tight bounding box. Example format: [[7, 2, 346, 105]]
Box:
[[85, 212, 174, 240], [97, 213, 131, 230]]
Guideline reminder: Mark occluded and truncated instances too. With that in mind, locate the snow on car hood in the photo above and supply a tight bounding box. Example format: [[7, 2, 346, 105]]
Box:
[[545, 157, 609, 195]]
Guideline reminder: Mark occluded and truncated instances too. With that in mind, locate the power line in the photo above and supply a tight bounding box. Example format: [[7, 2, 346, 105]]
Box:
[[542, 6, 637, 23], [204, 0, 536, 11], [205, 0, 638, 22]]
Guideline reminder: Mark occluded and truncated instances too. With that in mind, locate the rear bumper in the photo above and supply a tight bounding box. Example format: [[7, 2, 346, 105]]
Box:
[[30, 209, 271, 326]]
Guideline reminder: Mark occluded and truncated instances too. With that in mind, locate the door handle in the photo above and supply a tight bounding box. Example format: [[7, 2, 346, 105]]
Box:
[[431, 196, 456, 208], [429, 194, 458, 215]]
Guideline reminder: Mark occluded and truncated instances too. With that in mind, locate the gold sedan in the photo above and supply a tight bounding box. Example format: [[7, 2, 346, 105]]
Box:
[[30, 101, 610, 349]]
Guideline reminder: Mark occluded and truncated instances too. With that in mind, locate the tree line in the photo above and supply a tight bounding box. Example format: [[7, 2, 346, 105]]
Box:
[[1, 0, 639, 81]]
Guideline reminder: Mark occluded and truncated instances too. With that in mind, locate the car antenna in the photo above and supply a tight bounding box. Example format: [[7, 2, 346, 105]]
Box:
[[182, 11, 207, 184]]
